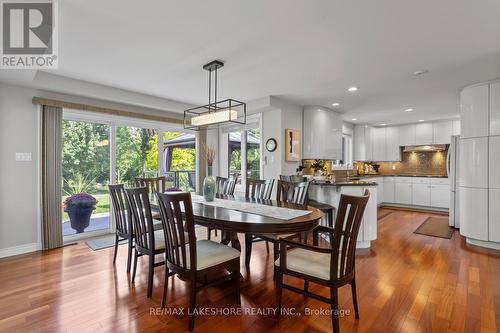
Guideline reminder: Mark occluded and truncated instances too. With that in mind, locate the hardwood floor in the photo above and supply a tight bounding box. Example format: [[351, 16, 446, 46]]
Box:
[[1, 209, 500, 332]]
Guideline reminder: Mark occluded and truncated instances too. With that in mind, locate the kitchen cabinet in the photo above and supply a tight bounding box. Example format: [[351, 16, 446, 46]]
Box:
[[433, 121, 453, 144], [371, 177, 384, 205], [412, 183, 430, 206], [430, 184, 450, 208], [354, 125, 373, 161], [461, 84, 489, 138], [491, 82, 500, 136], [459, 137, 488, 188], [490, 136, 500, 189], [386, 126, 401, 161], [399, 124, 416, 146], [372, 127, 386, 161], [489, 189, 500, 242], [303, 107, 342, 159], [395, 182, 412, 205], [415, 123, 433, 144], [459, 187, 488, 241], [382, 178, 395, 203], [452, 119, 461, 136]]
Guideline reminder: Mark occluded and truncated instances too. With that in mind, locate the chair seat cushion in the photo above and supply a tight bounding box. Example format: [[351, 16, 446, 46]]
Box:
[[179, 240, 240, 271], [275, 248, 340, 280], [152, 219, 163, 231], [259, 233, 297, 240], [153, 230, 166, 250]]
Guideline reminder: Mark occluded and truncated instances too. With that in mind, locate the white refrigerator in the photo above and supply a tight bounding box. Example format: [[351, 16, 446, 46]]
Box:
[[447, 135, 460, 228]]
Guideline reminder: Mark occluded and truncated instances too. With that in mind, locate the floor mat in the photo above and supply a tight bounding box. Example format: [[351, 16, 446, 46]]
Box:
[[414, 217, 454, 239], [377, 211, 393, 220], [86, 235, 126, 251]]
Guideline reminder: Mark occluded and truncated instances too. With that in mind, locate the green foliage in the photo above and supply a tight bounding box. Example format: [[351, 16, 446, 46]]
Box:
[[63, 174, 96, 197]]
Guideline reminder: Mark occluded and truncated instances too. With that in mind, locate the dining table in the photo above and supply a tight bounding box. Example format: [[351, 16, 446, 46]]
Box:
[[150, 194, 323, 251]]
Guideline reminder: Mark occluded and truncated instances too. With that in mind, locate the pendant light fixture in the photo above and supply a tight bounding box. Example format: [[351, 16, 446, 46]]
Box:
[[184, 60, 246, 130]]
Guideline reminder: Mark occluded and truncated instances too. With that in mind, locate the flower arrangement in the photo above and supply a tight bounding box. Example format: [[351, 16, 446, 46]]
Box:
[[311, 159, 326, 173], [165, 186, 182, 192], [63, 193, 97, 212], [203, 144, 216, 167]]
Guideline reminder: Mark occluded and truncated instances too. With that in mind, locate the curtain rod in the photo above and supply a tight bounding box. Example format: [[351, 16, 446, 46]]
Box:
[[32, 97, 184, 125]]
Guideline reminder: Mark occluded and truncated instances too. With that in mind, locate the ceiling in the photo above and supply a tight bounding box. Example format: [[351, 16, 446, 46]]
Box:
[[2, 0, 500, 125]]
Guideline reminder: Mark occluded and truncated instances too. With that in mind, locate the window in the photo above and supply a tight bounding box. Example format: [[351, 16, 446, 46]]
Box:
[[332, 134, 353, 168], [162, 131, 196, 192], [228, 131, 242, 183], [246, 128, 261, 179]]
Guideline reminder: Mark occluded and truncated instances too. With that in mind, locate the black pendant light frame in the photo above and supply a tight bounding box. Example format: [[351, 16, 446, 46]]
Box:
[[184, 60, 247, 131]]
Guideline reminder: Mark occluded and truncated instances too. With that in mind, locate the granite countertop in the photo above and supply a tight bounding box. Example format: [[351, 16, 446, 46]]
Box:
[[350, 174, 448, 179], [311, 180, 378, 186]]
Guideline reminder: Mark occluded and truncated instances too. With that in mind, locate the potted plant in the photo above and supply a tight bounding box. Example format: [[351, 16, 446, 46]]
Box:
[[63, 193, 97, 233], [311, 159, 326, 176], [202, 145, 216, 201]]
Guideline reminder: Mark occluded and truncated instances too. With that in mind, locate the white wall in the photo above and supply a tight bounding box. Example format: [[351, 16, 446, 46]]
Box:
[[0, 83, 40, 255], [278, 100, 303, 175]]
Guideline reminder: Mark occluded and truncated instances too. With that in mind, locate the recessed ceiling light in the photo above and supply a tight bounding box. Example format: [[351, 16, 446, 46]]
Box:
[[351, 118, 357, 121], [331, 102, 340, 107], [347, 86, 359, 92], [413, 69, 429, 76], [405, 108, 414, 112], [379, 123, 387, 126], [418, 119, 425, 122]]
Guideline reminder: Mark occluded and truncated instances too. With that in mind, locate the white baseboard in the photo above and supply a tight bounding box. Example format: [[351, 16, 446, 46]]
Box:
[[466, 238, 500, 251], [0, 242, 41, 259]]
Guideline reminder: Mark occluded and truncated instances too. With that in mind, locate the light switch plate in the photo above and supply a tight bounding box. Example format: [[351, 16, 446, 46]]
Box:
[[15, 152, 32, 161]]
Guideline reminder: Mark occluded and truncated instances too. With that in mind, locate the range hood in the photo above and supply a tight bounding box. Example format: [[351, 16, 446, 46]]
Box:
[[403, 144, 447, 152]]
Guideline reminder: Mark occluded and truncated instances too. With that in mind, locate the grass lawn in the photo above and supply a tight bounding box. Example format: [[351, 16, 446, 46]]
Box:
[[61, 190, 110, 221]]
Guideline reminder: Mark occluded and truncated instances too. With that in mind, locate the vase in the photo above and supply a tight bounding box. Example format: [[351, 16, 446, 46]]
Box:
[[203, 166, 216, 202], [67, 206, 95, 233]]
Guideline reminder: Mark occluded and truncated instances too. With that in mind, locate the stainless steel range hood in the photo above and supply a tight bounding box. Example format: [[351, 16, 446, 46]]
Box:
[[403, 144, 447, 152]]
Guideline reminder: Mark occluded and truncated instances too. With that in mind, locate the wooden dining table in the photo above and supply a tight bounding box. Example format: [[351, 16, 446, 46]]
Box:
[[151, 194, 323, 251]]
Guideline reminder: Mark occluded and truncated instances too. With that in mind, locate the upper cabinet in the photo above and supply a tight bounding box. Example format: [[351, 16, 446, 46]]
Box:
[[303, 107, 342, 160], [452, 119, 461, 136], [372, 127, 386, 161], [433, 121, 453, 144], [399, 124, 416, 146], [354, 125, 373, 161], [460, 84, 489, 138], [386, 126, 401, 161], [490, 82, 500, 136], [415, 123, 433, 144]]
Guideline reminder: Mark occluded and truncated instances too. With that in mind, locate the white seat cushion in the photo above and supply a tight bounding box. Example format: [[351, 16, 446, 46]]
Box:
[[152, 220, 163, 231], [275, 248, 341, 280], [153, 230, 166, 250], [176, 240, 240, 271], [259, 233, 297, 240]]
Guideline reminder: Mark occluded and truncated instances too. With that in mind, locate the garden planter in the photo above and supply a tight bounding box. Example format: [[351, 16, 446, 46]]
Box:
[[67, 206, 95, 233]]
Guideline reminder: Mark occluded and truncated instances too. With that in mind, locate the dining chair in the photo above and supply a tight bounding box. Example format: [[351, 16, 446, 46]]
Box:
[[125, 187, 165, 298], [245, 178, 275, 200], [275, 189, 370, 333], [244, 180, 310, 268], [156, 192, 241, 331], [208, 174, 239, 240], [281, 174, 335, 228], [109, 184, 134, 273], [135, 176, 166, 222]]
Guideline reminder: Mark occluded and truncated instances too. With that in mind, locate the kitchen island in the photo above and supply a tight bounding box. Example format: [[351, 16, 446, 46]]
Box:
[[308, 180, 378, 248]]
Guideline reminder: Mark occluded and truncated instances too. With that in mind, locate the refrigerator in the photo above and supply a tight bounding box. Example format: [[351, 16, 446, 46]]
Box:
[[447, 135, 460, 228]]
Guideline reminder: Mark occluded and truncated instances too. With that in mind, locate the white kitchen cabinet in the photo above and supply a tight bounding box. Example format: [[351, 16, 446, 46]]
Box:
[[433, 121, 453, 144], [415, 123, 433, 144], [489, 189, 500, 242], [490, 82, 500, 136], [490, 136, 500, 189], [371, 178, 384, 205], [395, 182, 412, 205], [354, 125, 373, 161], [461, 84, 489, 139], [459, 137, 488, 188], [399, 124, 416, 146], [386, 126, 401, 161], [459, 187, 488, 241], [383, 179, 395, 203], [372, 127, 386, 161], [303, 107, 342, 159], [452, 119, 461, 136], [430, 184, 450, 208], [412, 183, 431, 206]]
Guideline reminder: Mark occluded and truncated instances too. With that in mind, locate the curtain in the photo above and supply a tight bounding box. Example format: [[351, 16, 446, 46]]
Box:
[[196, 129, 207, 195], [41, 105, 63, 249]]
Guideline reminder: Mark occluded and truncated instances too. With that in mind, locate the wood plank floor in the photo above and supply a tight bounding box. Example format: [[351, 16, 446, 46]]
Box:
[[1, 209, 500, 333]]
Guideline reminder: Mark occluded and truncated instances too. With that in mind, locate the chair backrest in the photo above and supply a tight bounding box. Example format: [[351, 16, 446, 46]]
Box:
[[276, 180, 310, 205], [135, 176, 166, 194], [109, 184, 130, 236], [216, 175, 238, 195], [245, 179, 275, 200], [156, 192, 197, 272], [125, 187, 156, 253], [280, 175, 307, 182], [330, 189, 370, 280]]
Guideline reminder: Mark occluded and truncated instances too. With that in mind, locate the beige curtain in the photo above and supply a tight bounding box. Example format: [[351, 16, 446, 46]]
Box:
[[196, 129, 207, 194], [41, 105, 63, 249]]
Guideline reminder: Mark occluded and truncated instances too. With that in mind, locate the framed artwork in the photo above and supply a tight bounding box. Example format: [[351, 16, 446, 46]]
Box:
[[285, 128, 300, 161]]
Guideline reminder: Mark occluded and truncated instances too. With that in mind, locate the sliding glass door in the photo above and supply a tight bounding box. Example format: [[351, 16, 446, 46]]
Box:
[[61, 119, 111, 237]]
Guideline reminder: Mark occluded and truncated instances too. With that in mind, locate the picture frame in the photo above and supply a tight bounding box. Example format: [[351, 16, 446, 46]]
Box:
[[285, 128, 301, 161]]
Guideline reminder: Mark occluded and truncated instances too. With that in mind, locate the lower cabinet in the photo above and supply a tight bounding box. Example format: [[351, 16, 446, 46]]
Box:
[[412, 183, 430, 206], [395, 183, 412, 205], [383, 180, 395, 203], [430, 184, 450, 208], [490, 189, 500, 242], [459, 187, 488, 241]]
